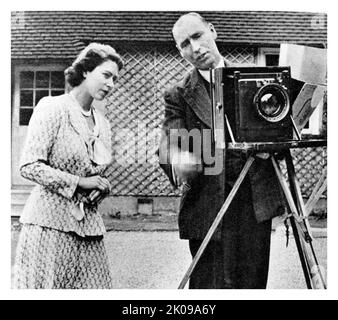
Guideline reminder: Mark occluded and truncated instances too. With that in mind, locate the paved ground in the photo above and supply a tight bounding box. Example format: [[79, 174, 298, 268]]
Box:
[[11, 215, 327, 289], [106, 226, 327, 289]]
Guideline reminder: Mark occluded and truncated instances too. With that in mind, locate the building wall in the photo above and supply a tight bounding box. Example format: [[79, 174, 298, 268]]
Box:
[[103, 43, 256, 198], [11, 62, 68, 188], [11, 42, 327, 216]]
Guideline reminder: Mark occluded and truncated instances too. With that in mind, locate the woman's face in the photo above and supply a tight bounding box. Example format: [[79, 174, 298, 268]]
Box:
[[83, 60, 119, 100]]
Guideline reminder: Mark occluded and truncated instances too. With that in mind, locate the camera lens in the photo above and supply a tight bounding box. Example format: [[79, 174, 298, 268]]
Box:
[[254, 83, 290, 122], [260, 93, 282, 116]]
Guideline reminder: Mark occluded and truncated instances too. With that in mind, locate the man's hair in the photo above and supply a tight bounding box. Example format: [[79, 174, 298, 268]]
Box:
[[172, 12, 208, 37]]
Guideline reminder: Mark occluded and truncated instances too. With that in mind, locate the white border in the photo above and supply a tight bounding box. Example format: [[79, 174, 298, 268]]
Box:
[[2, 0, 336, 301]]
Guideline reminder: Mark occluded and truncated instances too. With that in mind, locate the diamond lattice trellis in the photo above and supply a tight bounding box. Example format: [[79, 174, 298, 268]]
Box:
[[222, 47, 255, 64], [105, 45, 190, 196], [103, 43, 326, 198], [279, 147, 327, 198]]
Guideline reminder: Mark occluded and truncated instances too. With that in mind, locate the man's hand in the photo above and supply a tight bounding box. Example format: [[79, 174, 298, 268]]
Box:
[[171, 150, 203, 185], [255, 152, 270, 160]]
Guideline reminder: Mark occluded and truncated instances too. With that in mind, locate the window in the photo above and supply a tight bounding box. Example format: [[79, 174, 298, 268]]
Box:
[[265, 54, 279, 67], [257, 47, 280, 66], [19, 70, 65, 125]]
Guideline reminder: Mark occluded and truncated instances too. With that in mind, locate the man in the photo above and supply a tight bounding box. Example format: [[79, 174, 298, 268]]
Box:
[[158, 12, 285, 289]]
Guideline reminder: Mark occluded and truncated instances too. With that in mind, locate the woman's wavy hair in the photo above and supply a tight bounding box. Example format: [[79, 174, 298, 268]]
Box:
[[65, 43, 124, 87]]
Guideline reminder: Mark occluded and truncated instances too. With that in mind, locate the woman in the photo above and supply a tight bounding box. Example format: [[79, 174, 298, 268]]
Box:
[[13, 43, 124, 289]]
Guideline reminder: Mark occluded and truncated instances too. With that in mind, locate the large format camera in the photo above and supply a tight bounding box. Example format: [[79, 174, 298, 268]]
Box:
[[212, 66, 295, 143]]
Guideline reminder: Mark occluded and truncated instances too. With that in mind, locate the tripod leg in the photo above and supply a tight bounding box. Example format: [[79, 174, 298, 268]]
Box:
[[284, 151, 327, 289], [285, 151, 314, 241], [178, 155, 255, 289], [271, 155, 313, 289]]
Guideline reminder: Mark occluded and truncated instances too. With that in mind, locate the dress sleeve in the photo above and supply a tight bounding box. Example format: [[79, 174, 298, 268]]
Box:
[[20, 96, 79, 199]]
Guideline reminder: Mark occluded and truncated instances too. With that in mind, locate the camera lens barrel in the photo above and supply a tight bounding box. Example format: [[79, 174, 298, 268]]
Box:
[[254, 83, 290, 123]]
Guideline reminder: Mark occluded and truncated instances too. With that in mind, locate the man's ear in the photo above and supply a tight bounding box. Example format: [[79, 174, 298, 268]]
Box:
[[176, 44, 184, 58], [209, 23, 218, 40]]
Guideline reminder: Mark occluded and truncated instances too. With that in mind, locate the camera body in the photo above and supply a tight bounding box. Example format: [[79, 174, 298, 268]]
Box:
[[213, 66, 294, 143]]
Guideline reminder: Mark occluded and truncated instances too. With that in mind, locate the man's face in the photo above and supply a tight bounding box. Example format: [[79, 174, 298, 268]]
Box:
[[173, 16, 221, 70]]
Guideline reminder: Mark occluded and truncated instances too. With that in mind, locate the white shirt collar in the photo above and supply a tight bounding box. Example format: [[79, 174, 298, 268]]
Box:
[[198, 58, 225, 83]]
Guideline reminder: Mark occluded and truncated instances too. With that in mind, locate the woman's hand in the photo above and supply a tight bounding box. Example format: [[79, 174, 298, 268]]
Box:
[[78, 176, 111, 193], [87, 190, 106, 204]]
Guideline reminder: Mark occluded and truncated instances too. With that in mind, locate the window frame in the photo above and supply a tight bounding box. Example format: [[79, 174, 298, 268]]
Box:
[[257, 47, 280, 66], [14, 64, 66, 126]]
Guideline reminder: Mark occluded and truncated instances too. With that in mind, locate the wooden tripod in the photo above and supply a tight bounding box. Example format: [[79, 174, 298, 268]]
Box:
[[178, 145, 327, 289]]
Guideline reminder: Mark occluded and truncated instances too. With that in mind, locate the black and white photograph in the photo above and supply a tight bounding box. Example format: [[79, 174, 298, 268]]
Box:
[[3, 0, 336, 301]]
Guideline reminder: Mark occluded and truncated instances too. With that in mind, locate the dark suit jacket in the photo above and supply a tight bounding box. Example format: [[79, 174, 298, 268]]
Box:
[[158, 64, 285, 241]]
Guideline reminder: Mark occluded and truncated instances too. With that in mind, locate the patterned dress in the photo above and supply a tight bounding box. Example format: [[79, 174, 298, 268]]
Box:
[[13, 93, 114, 289]]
